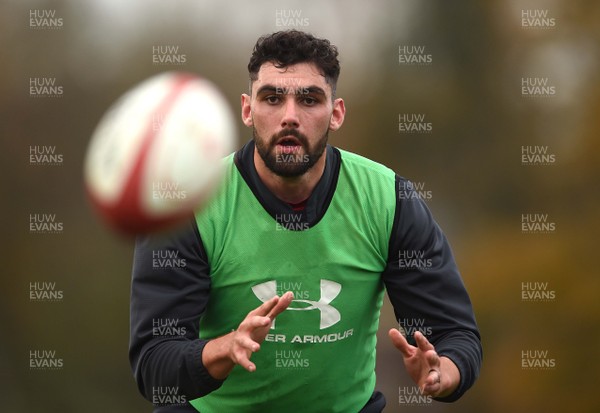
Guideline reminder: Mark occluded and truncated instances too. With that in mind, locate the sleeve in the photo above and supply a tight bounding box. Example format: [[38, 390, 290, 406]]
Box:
[[129, 218, 225, 409], [382, 176, 483, 402]]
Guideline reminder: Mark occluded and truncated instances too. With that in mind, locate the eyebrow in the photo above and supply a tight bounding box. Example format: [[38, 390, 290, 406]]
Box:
[[255, 84, 327, 96]]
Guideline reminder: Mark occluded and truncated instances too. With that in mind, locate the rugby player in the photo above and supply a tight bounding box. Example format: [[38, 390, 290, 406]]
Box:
[[130, 30, 482, 412]]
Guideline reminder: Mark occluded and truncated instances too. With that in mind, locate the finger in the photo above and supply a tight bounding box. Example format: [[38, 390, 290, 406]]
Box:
[[422, 369, 441, 395], [235, 334, 261, 353], [388, 328, 414, 358], [231, 347, 256, 373], [414, 331, 435, 353], [248, 295, 280, 317], [231, 333, 263, 373], [425, 368, 440, 386], [425, 350, 440, 369], [237, 315, 271, 332], [266, 291, 294, 320], [249, 315, 272, 329]]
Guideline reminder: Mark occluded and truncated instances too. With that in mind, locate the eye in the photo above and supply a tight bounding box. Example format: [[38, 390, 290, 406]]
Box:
[[265, 95, 280, 104], [300, 96, 318, 106]]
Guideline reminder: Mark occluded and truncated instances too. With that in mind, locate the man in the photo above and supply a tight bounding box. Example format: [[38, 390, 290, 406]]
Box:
[[130, 30, 482, 412]]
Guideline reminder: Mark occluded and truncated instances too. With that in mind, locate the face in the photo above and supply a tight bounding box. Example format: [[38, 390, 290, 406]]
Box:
[[241, 62, 345, 177]]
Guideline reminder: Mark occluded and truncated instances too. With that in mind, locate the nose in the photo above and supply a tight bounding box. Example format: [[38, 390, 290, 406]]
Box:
[[280, 98, 300, 129]]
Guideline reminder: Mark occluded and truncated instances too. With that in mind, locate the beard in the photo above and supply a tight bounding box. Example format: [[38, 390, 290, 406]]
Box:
[[253, 126, 328, 178]]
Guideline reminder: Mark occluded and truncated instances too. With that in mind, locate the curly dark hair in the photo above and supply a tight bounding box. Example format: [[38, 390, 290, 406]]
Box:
[[248, 30, 340, 96]]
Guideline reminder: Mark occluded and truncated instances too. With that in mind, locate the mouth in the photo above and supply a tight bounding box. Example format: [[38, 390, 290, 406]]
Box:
[[276, 135, 303, 154], [276, 136, 301, 147]]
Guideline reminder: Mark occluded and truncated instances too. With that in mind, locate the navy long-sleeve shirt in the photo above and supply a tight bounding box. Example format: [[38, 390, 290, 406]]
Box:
[[129, 141, 482, 412]]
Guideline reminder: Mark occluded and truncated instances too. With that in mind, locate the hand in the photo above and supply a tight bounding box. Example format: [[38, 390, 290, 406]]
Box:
[[389, 329, 460, 398], [230, 292, 294, 372], [202, 292, 293, 379]]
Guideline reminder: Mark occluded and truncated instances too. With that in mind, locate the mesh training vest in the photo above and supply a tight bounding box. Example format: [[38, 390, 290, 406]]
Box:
[[191, 149, 396, 412]]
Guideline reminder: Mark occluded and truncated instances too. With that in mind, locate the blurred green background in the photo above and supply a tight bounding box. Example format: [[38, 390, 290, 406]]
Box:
[[1, 0, 599, 411]]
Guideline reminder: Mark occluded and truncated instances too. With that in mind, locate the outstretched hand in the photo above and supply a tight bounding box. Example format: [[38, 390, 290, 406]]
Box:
[[230, 292, 294, 372], [202, 292, 293, 379], [389, 329, 460, 398]]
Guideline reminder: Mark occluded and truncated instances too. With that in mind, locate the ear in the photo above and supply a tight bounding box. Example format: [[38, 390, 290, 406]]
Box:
[[241, 94, 253, 127], [328, 98, 346, 132]]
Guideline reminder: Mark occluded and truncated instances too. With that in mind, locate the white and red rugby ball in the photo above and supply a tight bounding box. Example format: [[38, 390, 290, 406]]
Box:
[[84, 72, 236, 235]]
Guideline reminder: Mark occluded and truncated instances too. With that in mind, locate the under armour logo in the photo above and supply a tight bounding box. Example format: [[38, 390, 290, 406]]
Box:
[[251, 279, 341, 329]]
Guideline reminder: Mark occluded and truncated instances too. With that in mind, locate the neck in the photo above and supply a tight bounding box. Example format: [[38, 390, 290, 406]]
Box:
[[253, 148, 326, 204]]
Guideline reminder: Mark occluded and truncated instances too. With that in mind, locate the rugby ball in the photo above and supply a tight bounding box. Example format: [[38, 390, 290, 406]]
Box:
[[84, 72, 236, 235]]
